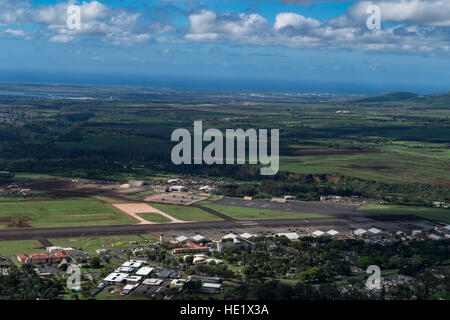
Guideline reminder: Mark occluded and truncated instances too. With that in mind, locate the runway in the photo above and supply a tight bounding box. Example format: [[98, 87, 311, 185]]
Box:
[[0, 214, 423, 240]]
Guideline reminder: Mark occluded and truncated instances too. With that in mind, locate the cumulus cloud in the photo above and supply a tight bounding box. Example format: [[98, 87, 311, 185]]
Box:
[[186, 10, 269, 42]]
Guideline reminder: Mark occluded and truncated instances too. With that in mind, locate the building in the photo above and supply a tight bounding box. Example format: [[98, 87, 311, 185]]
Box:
[[115, 267, 134, 273], [217, 237, 255, 252], [170, 279, 187, 288], [17, 251, 68, 264], [172, 240, 208, 254], [46, 246, 74, 253], [175, 236, 188, 243], [327, 230, 340, 237], [142, 278, 163, 286], [271, 197, 286, 203], [239, 232, 256, 239], [368, 227, 382, 235], [103, 273, 129, 285], [191, 234, 206, 242], [121, 284, 137, 295], [276, 232, 299, 240], [121, 260, 143, 269], [125, 275, 142, 285], [136, 266, 154, 276], [199, 283, 222, 294], [311, 230, 325, 237], [222, 233, 237, 240], [243, 196, 253, 200], [429, 234, 443, 240], [169, 185, 187, 192], [353, 228, 367, 236]]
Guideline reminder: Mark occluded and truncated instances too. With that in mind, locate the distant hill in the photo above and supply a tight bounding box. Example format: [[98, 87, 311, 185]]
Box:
[[355, 91, 450, 107]]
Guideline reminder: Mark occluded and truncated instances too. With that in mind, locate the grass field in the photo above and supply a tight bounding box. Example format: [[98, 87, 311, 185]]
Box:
[[0, 240, 46, 256], [0, 200, 138, 228], [49, 234, 157, 254], [200, 203, 328, 220], [151, 203, 223, 221], [125, 188, 155, 200], [136, 212, 171, 223], [358, 205, 450, 223]]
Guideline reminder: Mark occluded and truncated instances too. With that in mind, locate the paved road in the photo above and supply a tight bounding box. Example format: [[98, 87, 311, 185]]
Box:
[[0, 214, 423, 241]]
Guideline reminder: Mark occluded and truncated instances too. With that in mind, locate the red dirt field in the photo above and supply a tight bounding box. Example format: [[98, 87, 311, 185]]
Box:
[[0, 218, 31, 228]]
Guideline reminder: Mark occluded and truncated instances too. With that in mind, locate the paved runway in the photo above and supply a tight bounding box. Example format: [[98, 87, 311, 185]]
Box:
[[0, 214, 423, 240]]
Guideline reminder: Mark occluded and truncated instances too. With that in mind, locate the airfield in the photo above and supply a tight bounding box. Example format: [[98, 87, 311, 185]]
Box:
[[0, 175, 445, 244]]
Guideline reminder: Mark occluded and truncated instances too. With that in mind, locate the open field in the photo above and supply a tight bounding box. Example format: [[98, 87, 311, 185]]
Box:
[[49, 235, 157, 254], [150, 203, 223, 221], [0, 199, 138, 228], [358, 205, 450, 223], [136, 212, 171, 223], [200, 202, 328, 221], [0, 240, 46, 256]]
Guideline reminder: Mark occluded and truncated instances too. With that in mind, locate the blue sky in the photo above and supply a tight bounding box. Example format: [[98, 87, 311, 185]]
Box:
[[0, 0, 449, 94]]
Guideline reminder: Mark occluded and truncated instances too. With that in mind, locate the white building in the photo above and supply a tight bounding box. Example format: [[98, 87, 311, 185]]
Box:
[[311, 230, 325, 237], [175, 236, 188, 243], [353, 228, 367, 236], [142, 278, 163, 286], [191, 235, 206, 242], [327, 230, 339, 236], [136, 267, 154, 276], [222, 233, 238, 240], [169, 185, 187, 192], [368, 227, 382, 235], [125, 275, 142, 284], [276, 232, 299, 240], [115, 267, 134, 273], [103, 273, 128, 285], [239, 232, 256, 239]]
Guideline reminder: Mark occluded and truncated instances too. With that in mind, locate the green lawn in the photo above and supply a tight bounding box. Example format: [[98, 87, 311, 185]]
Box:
[[358, 205, 450, 223], [0, 199, 138, 228], [200, 204, 328, 221], [0, 240, 46, 256], [136, 212, 171, 223], [151, 203, 222, 221], [49, 235, 155, 254]]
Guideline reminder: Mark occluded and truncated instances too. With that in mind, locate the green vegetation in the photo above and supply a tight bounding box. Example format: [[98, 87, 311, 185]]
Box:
[[136, 212, 171, 223], [0, 240, 45, 256], [151, 203, 223, 221], [358, 205, 450, 223], [201, 203, 327, 220], [49, 235, 154, 254], [0, 200, 138, 228]]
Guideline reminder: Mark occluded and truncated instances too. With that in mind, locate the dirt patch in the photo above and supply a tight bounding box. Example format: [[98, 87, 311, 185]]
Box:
[[112, 203, 184, 224], [0, 218, 31, 228]]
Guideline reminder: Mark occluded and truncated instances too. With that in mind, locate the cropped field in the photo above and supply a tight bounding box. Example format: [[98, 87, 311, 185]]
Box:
[[0, 200, 138, 228], [358, 205, 450, 223], [201, 203, 327, 220], [150, 203, 222, 221]]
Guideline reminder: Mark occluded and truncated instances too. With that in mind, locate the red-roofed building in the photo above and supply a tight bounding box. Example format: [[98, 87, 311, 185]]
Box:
[[171, 240, 208, 254], [17, 251, 69, 264]]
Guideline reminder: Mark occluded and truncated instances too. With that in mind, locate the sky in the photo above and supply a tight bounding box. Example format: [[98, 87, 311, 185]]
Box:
[[0, 0, 449, 94]]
